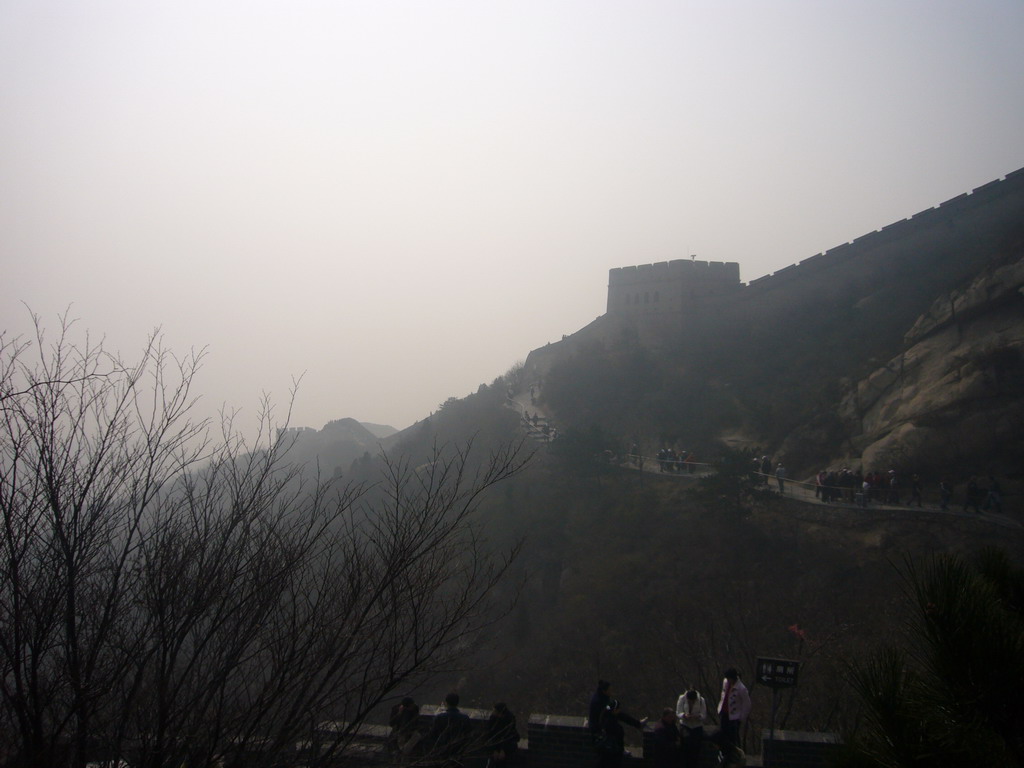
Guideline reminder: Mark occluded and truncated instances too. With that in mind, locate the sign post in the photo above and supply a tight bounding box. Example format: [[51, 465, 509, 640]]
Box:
[[755, 657, 800, 768]]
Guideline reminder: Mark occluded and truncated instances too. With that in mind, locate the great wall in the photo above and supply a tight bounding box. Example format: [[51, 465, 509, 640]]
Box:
[[529, 166, 1024, 370]]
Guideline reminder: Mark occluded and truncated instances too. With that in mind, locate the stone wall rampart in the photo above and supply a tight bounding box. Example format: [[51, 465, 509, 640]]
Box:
[[740, 168, 1024, 303], [609, 168, 1024, 315], [358, 710, 838, 768], [762, 729, 841, 768], [544, 168, 1023, 359], [607, 259, 742, 317]]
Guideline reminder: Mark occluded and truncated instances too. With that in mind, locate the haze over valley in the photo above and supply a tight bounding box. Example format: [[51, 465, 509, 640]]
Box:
[[3, 1, 1023, 432], [3, 5, 1024, 766]]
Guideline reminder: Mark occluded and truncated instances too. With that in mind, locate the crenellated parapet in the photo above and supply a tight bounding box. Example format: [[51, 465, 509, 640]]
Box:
[[603, 166, 1024, 333], [746, 166, 1024, 291], [607, 259, 741, 316]]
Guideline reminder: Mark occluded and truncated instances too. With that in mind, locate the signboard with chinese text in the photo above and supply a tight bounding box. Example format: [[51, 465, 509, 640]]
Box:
[[756, 657, 800, 689]]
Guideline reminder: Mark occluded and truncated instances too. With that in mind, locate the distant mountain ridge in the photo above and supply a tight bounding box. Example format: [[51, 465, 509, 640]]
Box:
[[359, 422, 399, 439], [280, 418, 398, 475]]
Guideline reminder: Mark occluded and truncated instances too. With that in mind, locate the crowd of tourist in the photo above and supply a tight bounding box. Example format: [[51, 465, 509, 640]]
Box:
[[754, 456, 1005, 514], [625, 444, 702, 473], [389, 669, 752, 768], [590, 672, 750, 768], [387, 693, 520, 766], [653, 447, 700, 474]]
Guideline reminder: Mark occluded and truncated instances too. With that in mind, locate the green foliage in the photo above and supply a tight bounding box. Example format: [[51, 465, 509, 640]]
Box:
[[547, 423, 617, 478], [688, 447, 776, 515], [542, 339, 740, 455], [843, 549, 1024, 767]]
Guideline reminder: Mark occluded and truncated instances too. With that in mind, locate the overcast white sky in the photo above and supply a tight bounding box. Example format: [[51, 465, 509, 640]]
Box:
[[3, 1, 1023, 431]]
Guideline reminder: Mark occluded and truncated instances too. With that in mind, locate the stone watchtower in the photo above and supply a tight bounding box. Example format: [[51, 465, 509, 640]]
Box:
[[606, 258, 742, 317]]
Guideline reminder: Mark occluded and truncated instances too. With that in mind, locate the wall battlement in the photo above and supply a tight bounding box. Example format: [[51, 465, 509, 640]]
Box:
[[605, 166, 1024, 328], [607, 259, 742, 317], [747, 166, 1024, 290], [609, 259, 740, 281]]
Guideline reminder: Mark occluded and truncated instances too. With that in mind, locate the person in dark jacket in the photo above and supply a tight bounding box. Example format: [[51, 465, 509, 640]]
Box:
[[487, 702, 519, 767], [588, 681, 647, 768], [429, 692, 471, 760], [388, 696, 421, 754], [588, 680, 614, 738], [651, 708, 680, 768]]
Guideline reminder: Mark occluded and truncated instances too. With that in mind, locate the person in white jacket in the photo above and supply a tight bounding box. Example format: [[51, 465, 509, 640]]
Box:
[[716, 668, 751, 752], [675, 688, 707, 768]]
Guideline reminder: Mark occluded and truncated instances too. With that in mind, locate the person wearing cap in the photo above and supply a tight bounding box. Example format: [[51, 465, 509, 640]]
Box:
[[887, 469, 901, 504]]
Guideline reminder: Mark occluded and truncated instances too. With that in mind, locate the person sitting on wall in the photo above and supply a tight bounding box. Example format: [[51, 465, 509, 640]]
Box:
[[651, 707, 680, 768], [429, 692, 471, 761], [487, 702, 520, 767], [389, 696, 422, 754]]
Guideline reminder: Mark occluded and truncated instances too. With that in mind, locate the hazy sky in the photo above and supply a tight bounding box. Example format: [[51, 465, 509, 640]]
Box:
[[3, 1, 1023, 432]]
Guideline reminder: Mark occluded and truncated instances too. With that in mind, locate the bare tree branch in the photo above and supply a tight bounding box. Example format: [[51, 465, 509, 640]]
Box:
[[0, 317, 528, 768]]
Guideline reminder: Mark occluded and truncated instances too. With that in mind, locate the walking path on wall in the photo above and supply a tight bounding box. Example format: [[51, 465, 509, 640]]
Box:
[[503, 389, 1020, 529], [630, 458, 1019, 529], [505, 390, 556, 445], [658, 462, 1021, 530], [748, 471, 1021, 528]]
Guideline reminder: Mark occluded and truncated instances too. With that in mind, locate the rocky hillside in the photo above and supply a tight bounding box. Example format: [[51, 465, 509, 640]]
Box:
[[530, 235, 1024, 496], [837, 254, 1024, 476], [291, 208, 1024, 739]]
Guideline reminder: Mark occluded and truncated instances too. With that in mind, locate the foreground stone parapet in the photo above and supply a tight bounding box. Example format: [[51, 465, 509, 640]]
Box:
[[762, 729, 841, 768], [527, 713, 596, 768]]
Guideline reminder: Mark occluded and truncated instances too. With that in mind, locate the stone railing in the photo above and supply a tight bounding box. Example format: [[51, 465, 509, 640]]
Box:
[[322, 710, 843, 768]]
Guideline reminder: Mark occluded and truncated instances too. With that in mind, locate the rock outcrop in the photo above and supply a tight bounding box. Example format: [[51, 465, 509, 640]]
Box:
[[839, 254, 1024, 473]]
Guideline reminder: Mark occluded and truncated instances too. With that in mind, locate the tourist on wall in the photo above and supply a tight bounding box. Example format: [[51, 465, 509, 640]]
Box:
[[388, 696, 422, 754], [716, 668, 751, 753], [859, 478, 871, 508], [651, 708, 681, 768], [487, 702, 520, 767], [939, 480, 952, 510], [429, 692, 471, 761], [775, 463, 786, 494], [887, 470, 900, 504], [675, 688, 707, 768], [588, 681, 647, 768]]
